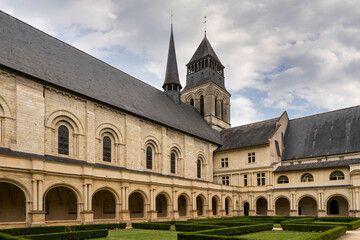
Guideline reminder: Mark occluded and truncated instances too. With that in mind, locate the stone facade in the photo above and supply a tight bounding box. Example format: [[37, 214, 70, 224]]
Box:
[[0, 12, 360, 230]]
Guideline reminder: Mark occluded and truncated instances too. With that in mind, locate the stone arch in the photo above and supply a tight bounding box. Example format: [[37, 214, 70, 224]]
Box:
[[212, 195, 220, 216], [195, 89, 206, 99], [186, 93, 195, 103], [92, 186, 120, 204], [196, 152, 207, 179], [243, 201, 250, 216], [143, 136, 161, 171], [92, 189, 117, 219], [325, 194, 349, 216], [298, 195, 318, 216], [156, 192, 170, 218], [0, 96, 12, 118], [169, 144, 183, 175], [225, 196, 232, 215], [275, 196, 290, 216], [96, 124, 123, 163], [178, 193, 190, 217], [43, 185, 80, 221], [129, 190, 148, 219], [46, 110, 84, 134], [196, 194, 206, 216], [0, 181, 27, 222], [256, 196, 267, 215]]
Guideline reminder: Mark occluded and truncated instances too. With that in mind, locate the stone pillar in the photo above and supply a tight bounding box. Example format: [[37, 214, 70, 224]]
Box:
[[290, 192, 297, 216], [206, 193, 213, 218], [30, 179, 45, 226], [190, 191, 198, 218], [267, 194, 274, 216], [147, 188, 158, 221], [232, 194, 239, 216], [171, 190, 179, 220], [81, 183, 94, 224], [317, 191, 326, 217], [119, 186, 130, 223], [220, 194, 226, 216], [249, 195, 255, 216]]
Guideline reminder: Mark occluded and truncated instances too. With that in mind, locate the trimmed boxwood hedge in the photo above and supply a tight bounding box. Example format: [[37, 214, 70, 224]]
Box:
[[309, 226, 347, 240], [22, 229, 108, 240], [131, 222, 171, 230], [0, 223, 126, 236], [175, 223, 227, 232], [281, 223, 335, 232], [0, 226, 66, 236], [0, 232, 30, 240], [178, 223, 273, 240]]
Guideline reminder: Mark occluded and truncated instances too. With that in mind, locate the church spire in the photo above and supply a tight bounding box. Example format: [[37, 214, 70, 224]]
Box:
[[162, 24, 182, 92]]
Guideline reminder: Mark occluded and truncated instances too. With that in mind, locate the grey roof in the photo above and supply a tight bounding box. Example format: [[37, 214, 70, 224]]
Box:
[[274, 158, 360, 172], [282, 106, 360, 160], [215, 117, 279, 152], [0, 11, 220, 144], [187, 36, 223, 66], [163, 25, 181, 89]]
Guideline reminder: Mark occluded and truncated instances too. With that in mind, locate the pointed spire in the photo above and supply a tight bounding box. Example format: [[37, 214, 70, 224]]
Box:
[[162, 24, 182, 91], [187, 36, 223, 66]]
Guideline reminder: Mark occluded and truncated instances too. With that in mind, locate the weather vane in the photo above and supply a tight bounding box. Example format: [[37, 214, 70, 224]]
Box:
[[204, 16, 207, 37], [171, 11, 173, 28]]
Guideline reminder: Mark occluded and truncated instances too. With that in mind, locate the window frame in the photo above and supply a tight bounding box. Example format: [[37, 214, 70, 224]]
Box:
[[277, 175, 289, 184], [58, 125, 69, 155], [301, 173, 314, 182], [102, 136, 112, 162], [256, 172, 266, 186], [248, 152, 255, 163], [221, 158, 229, 168], [146, 146, 153, 170], [329, 171, 345, 181], [170, 152, 176, 174], [197, 159, 202, 178], [244, 174, 248, 187], [222, 176, 230, 185]]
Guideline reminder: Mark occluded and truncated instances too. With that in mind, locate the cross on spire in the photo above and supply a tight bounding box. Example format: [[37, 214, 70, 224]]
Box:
[[171, 11, 173, 28], [204, 16, 207, 37]]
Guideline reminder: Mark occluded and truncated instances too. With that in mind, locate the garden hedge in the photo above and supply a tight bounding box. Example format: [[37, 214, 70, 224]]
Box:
[[281, 223, 335, 232], [131, 222, 171, 230], [178, 223, 273, 240], [0, 232, 29, 240], [0, 223, 126, 236], [309, 226, 347, 240], [22, 229, 108, 240], [175, 223, 227, 232]]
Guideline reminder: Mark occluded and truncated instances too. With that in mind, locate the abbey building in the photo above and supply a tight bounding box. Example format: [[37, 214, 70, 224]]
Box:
[[0, 11, 359, 228]]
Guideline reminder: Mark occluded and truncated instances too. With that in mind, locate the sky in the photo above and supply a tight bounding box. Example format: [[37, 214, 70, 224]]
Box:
[[1, 0, 360, 126]]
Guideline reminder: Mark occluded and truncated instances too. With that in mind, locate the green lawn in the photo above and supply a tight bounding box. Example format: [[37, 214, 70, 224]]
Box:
[[90, 228, 178, 240], [238, 230, 318, 240]]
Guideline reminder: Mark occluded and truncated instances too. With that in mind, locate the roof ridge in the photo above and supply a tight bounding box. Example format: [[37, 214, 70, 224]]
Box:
[[290, 105, 360, 121], [227, 117, 279, 130], [0, 10, 164, 93]]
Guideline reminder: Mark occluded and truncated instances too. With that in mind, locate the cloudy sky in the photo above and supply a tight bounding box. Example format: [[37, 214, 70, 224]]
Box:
[[1, 0, 360, 126]]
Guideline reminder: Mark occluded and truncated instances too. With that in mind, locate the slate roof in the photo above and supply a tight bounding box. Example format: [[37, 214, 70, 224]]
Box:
[[0, 11, 220, 144], [187, 36, 223, 66], [274, 158, 360, 172], [215, 117, 279, 152], [163, 25, 181, 89], [282, 106, 360, 160]]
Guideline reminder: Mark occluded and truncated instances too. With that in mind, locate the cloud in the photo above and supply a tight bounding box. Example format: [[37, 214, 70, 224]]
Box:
[[2, 0, 360, 125]]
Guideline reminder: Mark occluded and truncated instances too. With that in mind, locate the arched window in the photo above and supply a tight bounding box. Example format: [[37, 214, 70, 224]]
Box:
[[301, 173, 314, 182], [190, 98, 194, 107], [103, 136, 111, 162], [277, 175, 289, 184], [200, 95, 204, 116], [58, 125, 69, 155], [330, 171, 345, 181], [197, 159, 201, 178], [214, 96, 218, 117], [221, 100, 224, 120], [170, 152, 176, 174], [146, 146, 152, 169]]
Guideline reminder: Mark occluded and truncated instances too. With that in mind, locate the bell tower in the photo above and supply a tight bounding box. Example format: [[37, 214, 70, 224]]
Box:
[[181, 35, 231, 130]]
